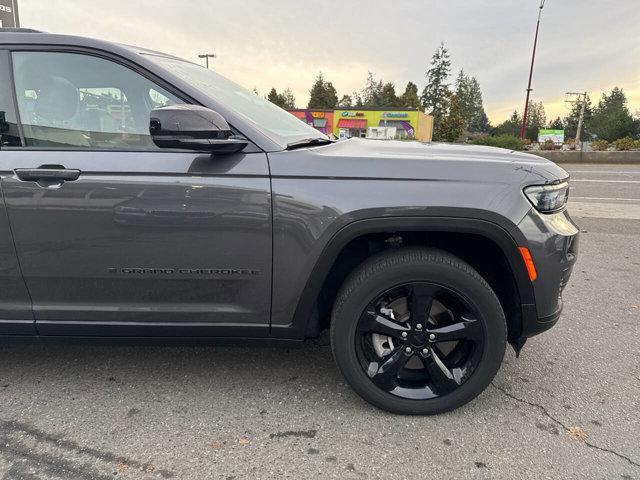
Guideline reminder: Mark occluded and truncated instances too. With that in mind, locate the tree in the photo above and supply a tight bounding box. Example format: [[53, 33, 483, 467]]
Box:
[[400, 82, 421, 109], [590, 87, 634, 141], [455, 70, 488, 133], [280, 88, 296, 109], [422, 43, 452, 135], [267, 88, 282, 107], [548, 117, 564, 130], [455, 70, 474, 125], [468, 110, 491, 134], [360, 71, 384, 106], [438, 91, 465, 142], [308, 72, 338, 109], [337, 94, 353, 108], [421, 43, 451, 116], [492, 110, 522, 137], [324, 82, 338, 109], [266, 88, 296, 109], [525, 101, 546, 141], [379, 82, 400, 107]]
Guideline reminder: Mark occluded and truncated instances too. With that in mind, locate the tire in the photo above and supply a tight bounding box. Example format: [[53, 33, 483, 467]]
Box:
[[330, 247, 507, 415]]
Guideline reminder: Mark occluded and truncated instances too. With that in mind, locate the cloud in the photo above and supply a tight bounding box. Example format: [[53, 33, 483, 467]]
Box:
[[18, 0, 640, 123]]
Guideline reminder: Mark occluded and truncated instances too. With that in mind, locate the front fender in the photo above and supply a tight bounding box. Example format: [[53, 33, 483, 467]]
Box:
[[271, 211, 536, 340]]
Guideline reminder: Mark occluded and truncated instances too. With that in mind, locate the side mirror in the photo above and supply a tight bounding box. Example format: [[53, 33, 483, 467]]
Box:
[[149, 104, 248, 154]]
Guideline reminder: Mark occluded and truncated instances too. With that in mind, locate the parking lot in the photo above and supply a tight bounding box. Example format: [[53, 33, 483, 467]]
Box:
[[1, 163, 639, 480]]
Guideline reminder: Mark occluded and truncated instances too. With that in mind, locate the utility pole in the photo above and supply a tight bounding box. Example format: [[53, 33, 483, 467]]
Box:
[[565, 91, 587, 150], [519, 0, 546, 140], [198, 53, 216, 69]]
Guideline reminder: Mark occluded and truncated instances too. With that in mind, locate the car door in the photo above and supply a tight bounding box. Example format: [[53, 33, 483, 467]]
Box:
[[0, 49, 35, 335], [1, 49, 272, 337]]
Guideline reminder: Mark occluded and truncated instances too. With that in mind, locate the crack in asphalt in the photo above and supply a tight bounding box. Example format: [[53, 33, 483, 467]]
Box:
[[491, 382, 640, 470]]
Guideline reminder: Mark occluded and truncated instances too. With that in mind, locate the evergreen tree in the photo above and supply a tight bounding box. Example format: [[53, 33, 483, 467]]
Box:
[[548, 117, 564, 130], [280, 88, 296, 109], [308, 72, 338, 109], [267, 88, 282, 107], [455, 71, 488, 133], [337, 94, 353, 108], [455, 70, 474, 125], [323, 82, 338, 109], [438, 91, 465, 142], [468, 109, 491, 134], [590, 87, 634, 141], [400, 82, 422, 109], [360, 72, 384, 106], [525, 101, 546, 141], [421, 43, 451, 120], [492, 110, 522, 137], [379, 82, 400, 107], [266, 88, 296, 109]]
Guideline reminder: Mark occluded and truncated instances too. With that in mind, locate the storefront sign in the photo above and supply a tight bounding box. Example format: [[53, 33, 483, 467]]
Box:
[[382, 112, 408, 118], [311, 111, 325, 118], [341, 111, 365, 117]]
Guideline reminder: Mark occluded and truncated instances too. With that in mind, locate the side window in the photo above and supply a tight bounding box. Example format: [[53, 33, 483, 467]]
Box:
[[0, 50, 21, 147], [11, 51, 182, 149]]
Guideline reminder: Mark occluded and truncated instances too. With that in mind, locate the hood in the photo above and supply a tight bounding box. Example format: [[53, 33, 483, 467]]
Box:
[[306, 139, 568, 184]]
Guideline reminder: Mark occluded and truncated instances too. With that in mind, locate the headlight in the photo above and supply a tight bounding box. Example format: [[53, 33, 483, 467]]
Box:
[[524, 181, 569, 213]]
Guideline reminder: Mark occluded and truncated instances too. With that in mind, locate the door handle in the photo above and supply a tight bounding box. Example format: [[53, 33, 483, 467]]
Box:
[[15, 167, 81, 182]]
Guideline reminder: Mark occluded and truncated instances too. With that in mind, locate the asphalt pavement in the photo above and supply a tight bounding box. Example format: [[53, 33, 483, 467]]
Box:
[[1, 163, 639, 480]]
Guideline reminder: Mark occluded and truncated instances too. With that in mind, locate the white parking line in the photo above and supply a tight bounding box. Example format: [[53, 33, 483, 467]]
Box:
[[569, 170, 640, 175], [571, 179, 640, 184], [569, 202, 640, 220], [572, 196, 640, 202]]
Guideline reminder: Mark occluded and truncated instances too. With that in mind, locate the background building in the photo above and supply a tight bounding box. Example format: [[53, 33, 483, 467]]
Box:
[[0, 0, 19, 28], [288, 109, 334, 135], [288, 107, 433, 142], [334, 108, 433, 141]]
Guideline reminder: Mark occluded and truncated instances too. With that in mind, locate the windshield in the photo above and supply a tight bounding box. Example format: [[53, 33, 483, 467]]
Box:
[[149, 56, 325, 145]]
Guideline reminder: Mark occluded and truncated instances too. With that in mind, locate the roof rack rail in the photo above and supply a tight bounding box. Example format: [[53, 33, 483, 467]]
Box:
[[0, 28, 44, 33]]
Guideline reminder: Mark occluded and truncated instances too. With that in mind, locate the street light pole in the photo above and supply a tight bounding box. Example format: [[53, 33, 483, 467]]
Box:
[[519, 0, 546, 140], [198, 53, 216, 69]]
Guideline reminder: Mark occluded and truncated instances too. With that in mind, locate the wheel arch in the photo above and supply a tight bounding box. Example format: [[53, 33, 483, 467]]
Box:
[[291, 214, 537, 346]]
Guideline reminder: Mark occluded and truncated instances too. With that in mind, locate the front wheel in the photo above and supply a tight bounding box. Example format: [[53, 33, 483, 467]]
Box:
[[330, 247, 507, 415]]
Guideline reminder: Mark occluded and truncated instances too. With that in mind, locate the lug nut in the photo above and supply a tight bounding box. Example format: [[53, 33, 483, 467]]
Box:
[[416, 323, 422, 330], [429, 334, 435, 340], [405, 347, 412, 353], [422, 348, 429, 355], [401, 332, 408, 338]]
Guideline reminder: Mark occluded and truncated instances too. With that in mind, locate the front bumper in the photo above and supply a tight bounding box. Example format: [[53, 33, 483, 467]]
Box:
[[517, 207, 579, 340]]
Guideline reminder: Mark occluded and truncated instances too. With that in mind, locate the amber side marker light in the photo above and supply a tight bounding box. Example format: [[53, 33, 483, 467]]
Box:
[[518, 247, 538, 282]]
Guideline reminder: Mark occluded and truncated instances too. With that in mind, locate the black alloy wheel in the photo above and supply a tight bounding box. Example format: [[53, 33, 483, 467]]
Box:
[[356, 282, 485, 400], [331, 247, 506, 415]]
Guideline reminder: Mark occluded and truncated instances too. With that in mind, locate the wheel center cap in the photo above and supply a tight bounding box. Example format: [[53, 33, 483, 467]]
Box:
[[409, 333, 427, 348]]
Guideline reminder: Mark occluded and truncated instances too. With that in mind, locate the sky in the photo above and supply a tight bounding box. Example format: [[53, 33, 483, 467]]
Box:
[[17, 0, 640, 124]]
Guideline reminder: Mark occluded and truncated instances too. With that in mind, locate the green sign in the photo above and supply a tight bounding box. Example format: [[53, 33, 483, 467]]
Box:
[[538, 129, 564, 144]]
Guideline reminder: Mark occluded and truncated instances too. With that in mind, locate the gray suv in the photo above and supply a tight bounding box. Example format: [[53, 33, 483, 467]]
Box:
[[0, 30, 578, 414]]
